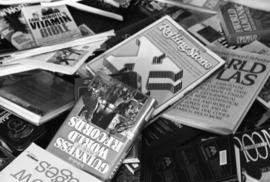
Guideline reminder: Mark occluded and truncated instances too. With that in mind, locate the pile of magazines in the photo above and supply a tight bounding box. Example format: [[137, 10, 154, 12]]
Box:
[[1, 0, 270, 182]]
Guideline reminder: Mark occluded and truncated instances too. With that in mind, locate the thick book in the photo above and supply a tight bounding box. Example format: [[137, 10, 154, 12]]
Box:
[[0, 107, 46, 154], [21, 4, 82, 46], [162, 48, 270, 134], [0, 4, 37, 50], [233, 125, 270, 182], [0, 143, 102, 182], [218, 2, 270, 45], [0, 70, 74, 126], [47, 72, 156, 181], [83, 15, 225, 118]]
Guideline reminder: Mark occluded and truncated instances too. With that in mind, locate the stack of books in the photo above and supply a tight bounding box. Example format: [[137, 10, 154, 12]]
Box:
[[1, 0, 270, 182]]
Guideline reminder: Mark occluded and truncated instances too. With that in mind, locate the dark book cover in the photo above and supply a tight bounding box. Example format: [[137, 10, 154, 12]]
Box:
[[0, 145, 14, 171], [47, 72, 156, 181], [234, 125, 270, 182], [219, 2, 270, 45], [141, 117, 205, 182], [0, 70, 75, 125], [0, 107, 46, 154]]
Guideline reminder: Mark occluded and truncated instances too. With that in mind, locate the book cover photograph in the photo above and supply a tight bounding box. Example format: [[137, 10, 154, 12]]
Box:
[[84, 15, 225, 117], [0, 4, 37, 50], [219, 2, 270, 45], [233, 125, 270, 182], [0, 107, 46, 153], [0, 143, 102, 182], [0, 70, 75, 126], [47, 72, 156, 181], [162, 48, 270, 134], [21, 4, 82, 46]]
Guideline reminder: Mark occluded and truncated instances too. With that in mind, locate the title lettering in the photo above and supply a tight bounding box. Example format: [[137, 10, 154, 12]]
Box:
[[158, 23, 213, 70]]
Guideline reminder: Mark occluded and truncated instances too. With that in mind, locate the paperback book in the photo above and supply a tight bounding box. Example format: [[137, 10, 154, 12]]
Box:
[[0, 4, 37, 50], [47, 72, 156, 181], [233, 125, 270, 182], [0, 70, 74, 126], [21, 4, 82, 46], [0, 107, 46, 154], [0, 143, 102, 182], [162, 48, 270, 134], [83, 15, 225, 118], [219, 2, 270, 45]]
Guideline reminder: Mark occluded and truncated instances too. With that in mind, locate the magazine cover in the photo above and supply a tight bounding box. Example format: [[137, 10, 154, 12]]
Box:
[[0, 143, 102, 182], [162, 48, 270, 135], [0, 4, 37, 50], [0, 70, 74, 126], [233, 125, 270, 182], [84, 15, 225, 118], [21, 4, 82, 46], [47, 72, 156, 181]]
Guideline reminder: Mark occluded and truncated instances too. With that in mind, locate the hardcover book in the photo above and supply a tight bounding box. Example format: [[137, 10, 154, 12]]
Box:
[[218, 2, 270, 45], [0, 4, 37, 50], [47, 72, 156, 181], [0, 143, 102, 182], [162, 48, 270, 134], [233, 125, 270, 182], [21, 4, 82, 46], [83, 15, 225, 118], [0, 70, 75, 126], [0, 107, 46, 154]]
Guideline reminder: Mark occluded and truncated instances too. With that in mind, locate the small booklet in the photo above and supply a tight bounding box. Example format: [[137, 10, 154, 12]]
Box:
[[47, 72, 156, 181], [0, 143, 102, 181], [0, 70, 74, 126]]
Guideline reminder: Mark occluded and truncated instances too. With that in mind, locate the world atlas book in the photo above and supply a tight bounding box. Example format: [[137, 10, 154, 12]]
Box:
[[21, 4, 81, 46], [47, 72, 156, 181], [0, 143, 102, 182], [162, 48, 270, 135], [0, 70, 74, 126], [83, 15, 225, 118]]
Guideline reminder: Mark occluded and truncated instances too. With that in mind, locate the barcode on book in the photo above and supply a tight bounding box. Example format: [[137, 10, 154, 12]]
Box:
[[219, 150, 227, 166]]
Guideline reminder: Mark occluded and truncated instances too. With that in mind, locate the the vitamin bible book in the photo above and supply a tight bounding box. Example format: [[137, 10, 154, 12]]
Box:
[[0, 143, 102, 182], [83, 15, 225, 118], [218, 2, 270, 45], [47, 72, 156, 181]]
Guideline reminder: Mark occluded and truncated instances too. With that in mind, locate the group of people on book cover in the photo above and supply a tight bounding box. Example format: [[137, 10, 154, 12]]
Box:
[[80, 76, 146, 136]]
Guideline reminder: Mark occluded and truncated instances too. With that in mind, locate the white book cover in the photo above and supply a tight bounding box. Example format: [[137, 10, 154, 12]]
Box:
[[0, 143, 101, 182], [21, 4, 82, 46], [83, 15, 225, 118], [162, 48, 270, 134]]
